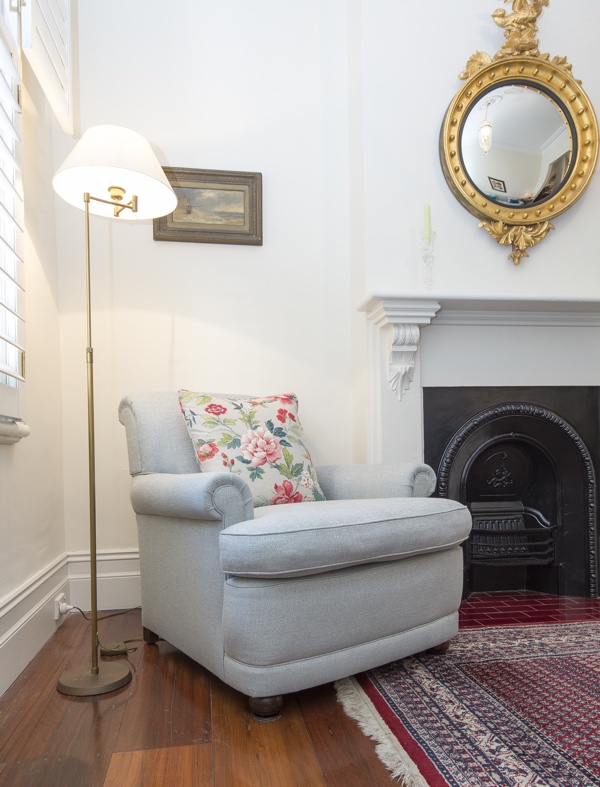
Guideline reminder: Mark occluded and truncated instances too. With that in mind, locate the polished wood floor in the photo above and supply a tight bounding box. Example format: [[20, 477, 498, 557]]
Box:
[[6, 594, 596, 785], [0, 609, 394, 786]]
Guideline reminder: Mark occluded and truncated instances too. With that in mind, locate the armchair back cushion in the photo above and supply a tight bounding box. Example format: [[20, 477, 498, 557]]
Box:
[[120, 391, 198, 476]]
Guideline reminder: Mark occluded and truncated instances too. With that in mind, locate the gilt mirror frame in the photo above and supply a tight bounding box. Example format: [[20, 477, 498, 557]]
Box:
[[440, 0, 598, 264]]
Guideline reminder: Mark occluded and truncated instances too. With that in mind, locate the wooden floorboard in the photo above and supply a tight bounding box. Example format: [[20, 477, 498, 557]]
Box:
[[212, 681, 328, 787], [296, 684, 396, 787], [103, 744, 214, 787], [0, 609, 394, 786], [114, 640, 212, 753], [0, 616, 89, 762]]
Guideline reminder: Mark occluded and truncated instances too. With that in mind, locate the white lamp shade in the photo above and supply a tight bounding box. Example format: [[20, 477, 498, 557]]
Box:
[[53, 125, 177, 220]]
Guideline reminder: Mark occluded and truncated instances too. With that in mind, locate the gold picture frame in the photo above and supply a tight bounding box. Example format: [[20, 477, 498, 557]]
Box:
[[153, 168, 262, 245]]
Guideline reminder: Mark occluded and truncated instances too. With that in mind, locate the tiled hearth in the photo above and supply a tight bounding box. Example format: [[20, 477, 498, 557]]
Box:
[[459, 592, 600, 629]]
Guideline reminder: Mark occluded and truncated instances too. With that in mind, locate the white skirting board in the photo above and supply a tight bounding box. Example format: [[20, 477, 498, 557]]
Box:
[[0, 549, 141, 698], [67, 549, 141, 611]]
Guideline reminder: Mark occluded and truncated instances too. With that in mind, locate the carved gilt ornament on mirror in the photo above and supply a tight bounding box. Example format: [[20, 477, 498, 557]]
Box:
[[440, 0, 598, 264]]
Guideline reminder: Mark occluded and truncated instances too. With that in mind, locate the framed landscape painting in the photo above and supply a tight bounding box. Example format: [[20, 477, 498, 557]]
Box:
[[153, 168, 262, 245]]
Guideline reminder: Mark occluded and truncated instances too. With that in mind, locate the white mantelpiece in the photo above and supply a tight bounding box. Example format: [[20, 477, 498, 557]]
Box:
[[358, 293, 600, 464], [360, 293, 600, 398]]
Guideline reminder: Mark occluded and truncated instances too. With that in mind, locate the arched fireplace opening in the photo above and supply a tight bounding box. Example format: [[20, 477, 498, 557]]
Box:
[[424, 388, 598, 598]]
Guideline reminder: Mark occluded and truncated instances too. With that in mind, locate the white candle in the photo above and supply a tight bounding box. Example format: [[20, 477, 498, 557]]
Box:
[[424, 204, 431, 244]]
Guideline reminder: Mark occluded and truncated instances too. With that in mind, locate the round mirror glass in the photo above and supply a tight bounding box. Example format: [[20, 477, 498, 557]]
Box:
[[460, 83, 574, 207]]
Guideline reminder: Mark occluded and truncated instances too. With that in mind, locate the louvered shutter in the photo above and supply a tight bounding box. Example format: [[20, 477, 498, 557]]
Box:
[[22, 0, 72, 134], [0, 7, 23, 421]]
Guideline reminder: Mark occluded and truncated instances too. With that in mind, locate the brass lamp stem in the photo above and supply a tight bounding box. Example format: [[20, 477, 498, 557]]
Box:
[[56, 192, 132, 696], [85, 193, 99, 677]]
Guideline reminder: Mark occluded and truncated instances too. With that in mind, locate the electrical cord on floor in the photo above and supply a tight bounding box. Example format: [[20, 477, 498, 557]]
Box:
[[58, 603, 146, 656], [58, 602, 141, 621]]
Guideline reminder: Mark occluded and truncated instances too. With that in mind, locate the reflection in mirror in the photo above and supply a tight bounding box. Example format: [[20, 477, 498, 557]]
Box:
[[461, 84, 572, 207]]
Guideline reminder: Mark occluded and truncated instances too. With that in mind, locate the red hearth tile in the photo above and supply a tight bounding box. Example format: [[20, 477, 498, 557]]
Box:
[[559, 610, 600, 620], [459, 604, 512, 614], [458, 592, 600, 628], [481, 612, 530, 622], [519, 614, 562, 623]]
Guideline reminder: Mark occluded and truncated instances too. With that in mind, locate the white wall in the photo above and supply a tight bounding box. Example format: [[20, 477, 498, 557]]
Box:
[[55, 0, 357, 555]]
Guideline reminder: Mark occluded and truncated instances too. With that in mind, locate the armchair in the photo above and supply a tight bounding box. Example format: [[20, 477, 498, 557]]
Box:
[[119, 392, 471, 719]]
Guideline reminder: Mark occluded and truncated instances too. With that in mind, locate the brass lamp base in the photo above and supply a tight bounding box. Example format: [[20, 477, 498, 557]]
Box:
[[57, 661, 131, 696]]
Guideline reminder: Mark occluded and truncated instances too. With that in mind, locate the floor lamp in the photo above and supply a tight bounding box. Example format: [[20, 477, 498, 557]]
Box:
[[52, 125, 177, 696]]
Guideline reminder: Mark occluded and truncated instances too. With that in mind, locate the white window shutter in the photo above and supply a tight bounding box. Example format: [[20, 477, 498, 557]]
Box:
[[0, 7, 24, 426], [22, 0, 73, 134]]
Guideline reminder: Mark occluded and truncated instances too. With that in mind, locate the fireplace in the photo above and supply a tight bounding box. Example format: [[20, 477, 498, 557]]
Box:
[[360, 294, 600, 598], [424, 387, 599, 598]]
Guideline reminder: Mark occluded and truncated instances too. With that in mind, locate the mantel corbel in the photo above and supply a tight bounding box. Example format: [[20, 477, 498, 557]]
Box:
[[361, 297, 441, 400]]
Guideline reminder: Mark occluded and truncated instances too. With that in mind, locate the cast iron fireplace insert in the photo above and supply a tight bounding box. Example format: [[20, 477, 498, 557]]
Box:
[[424, 387, 599, 598]]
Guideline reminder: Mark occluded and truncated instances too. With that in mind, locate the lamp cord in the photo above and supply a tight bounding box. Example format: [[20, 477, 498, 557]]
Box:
[[59, 605, 161, 655]]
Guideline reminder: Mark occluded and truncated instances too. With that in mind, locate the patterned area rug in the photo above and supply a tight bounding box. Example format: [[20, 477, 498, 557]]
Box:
[[336, 623, 600, 786]]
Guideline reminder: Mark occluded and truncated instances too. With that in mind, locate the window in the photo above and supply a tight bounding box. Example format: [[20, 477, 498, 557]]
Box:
[[0, 3, 23, 424], [21, 0, 73, 134]]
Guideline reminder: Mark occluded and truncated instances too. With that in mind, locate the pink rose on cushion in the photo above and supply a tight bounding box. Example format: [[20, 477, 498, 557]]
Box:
[[240, 427, 282, 466], [205, 403, 227, 416], [196, 442, 219, 461], [272, 480, 303, 504]]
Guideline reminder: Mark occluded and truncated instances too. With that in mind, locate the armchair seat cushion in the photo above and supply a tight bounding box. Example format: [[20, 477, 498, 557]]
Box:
[[220, 497, 471, 579]]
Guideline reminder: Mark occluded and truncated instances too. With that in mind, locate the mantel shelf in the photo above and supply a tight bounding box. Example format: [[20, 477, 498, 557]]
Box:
[[358, 293, 600, 327], [358, 293, 600, 400]]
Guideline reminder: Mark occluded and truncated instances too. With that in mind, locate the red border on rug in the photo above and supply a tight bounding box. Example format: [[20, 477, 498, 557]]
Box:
[[356, 672, 448, 787]]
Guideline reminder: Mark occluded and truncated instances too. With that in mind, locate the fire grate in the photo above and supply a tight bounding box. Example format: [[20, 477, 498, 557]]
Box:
[[468, 501, 556, 567]]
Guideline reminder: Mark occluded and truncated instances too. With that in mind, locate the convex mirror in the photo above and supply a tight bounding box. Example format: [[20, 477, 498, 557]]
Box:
[[440, 0, 598, 264]]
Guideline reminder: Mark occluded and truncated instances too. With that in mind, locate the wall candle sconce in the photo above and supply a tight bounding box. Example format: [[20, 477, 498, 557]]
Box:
[[423, 204, 431, 244], [421, 204, 434, 288]]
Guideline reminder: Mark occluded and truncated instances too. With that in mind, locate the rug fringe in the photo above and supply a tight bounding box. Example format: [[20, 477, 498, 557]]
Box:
[[334, 677, 428, 787]]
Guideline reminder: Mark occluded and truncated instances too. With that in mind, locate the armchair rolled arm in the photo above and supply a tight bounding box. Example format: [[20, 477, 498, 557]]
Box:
[[315, 462, 436, 500], [130, 471, 254, 524]]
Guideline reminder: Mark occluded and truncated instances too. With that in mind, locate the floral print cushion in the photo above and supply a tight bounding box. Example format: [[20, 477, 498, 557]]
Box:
[[178, 390, 326, 507]]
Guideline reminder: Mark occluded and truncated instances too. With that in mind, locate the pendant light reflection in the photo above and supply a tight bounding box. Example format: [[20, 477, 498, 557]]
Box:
[[479, 103, 493, 154]]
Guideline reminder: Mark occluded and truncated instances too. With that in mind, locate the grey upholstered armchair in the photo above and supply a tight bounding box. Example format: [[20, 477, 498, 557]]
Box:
[[119, 392, 471, 719]]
